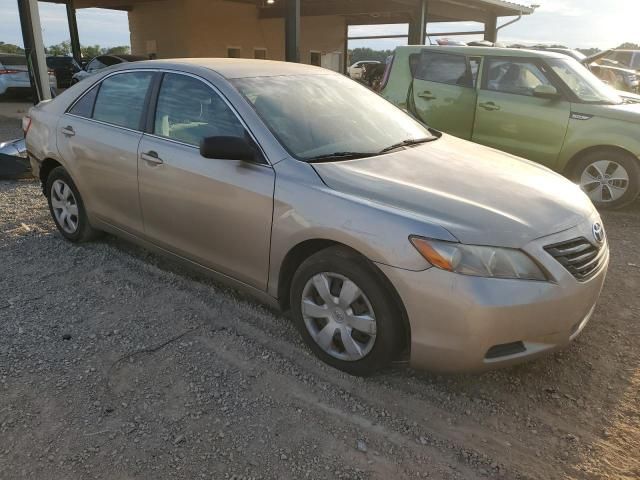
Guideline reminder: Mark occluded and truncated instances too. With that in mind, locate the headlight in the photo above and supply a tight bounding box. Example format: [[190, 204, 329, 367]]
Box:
[[410, 237, 547, 281]]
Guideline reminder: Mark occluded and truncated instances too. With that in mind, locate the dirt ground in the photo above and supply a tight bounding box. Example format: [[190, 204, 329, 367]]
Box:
[[0, 115, 639, 479]]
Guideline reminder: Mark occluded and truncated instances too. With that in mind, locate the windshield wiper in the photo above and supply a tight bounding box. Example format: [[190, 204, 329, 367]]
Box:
[[305, 151, 378, 163], [379, 137, 436, 154]]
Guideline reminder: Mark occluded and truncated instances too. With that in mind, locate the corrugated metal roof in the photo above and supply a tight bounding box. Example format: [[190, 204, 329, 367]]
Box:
[[475, 0, 535, 15]]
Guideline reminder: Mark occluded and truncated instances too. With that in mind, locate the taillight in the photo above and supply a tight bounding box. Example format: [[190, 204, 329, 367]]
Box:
[[0, 69, 23, 75], [22, 116, 32, 136]]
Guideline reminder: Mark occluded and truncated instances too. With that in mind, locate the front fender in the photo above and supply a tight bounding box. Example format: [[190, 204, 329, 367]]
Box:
[[558, 115, 640, 171], [268, 158, 456, 297]]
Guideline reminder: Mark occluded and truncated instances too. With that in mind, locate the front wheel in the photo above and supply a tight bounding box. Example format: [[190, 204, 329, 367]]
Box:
[[290, 247, 404, 376], [571, 150, 640, 209]]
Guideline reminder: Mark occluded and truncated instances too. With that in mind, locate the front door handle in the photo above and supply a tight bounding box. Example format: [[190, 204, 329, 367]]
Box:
[[417, 91, 436, 101], [61, 126, 75, 136], [479, 101, 501, 111], [141, 150, 163, 165]]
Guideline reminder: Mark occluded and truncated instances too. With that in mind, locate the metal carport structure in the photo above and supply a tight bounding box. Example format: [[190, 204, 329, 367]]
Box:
[[17, 0, 534, 102]]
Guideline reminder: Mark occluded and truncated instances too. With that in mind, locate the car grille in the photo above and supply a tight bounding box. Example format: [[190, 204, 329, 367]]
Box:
[[544, 237, 607, 281]]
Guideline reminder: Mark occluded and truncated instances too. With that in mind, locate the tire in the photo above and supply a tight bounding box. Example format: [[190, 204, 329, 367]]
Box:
[[290, 246, 404, 376], [570, 150, 640, 209], [45, 166, 101, 242]]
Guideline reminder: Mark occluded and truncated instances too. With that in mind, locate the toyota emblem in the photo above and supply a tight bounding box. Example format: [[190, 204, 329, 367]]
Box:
[[592, 223, 605, 244]]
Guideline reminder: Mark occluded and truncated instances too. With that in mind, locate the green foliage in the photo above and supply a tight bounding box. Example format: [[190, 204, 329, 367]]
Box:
[[80, 44, 130, 59], [617, 42, 640, 50], [0, 42, 25, 54], [46, 40, 71, 56], [578, 48, 601, 57], [104, 46, 131, 55], [349, 47, 394, 65], [81, 44, 102, 59]]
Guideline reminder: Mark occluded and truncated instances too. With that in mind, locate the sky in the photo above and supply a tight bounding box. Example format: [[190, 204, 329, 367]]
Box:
[[0, 0, 639, 51]]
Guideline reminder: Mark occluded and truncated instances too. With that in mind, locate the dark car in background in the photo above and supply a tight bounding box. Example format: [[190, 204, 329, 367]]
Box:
[[46, 56, 82, 89], [72, 54, 147, 84]]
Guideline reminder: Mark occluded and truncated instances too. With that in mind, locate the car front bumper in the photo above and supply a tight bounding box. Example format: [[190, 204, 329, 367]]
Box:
[[377, 217, 609, 373]]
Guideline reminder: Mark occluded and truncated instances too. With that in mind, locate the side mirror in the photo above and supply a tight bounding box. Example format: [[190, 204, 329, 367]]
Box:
[[200, 135, 259, 162], [533, 84, 560, 99]]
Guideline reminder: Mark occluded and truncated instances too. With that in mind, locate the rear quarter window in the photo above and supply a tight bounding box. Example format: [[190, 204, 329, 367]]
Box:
[[415, 52, 472, 87]]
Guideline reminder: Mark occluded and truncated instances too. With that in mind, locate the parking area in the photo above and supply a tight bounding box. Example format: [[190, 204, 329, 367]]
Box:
[[1, 113, 639, 479]]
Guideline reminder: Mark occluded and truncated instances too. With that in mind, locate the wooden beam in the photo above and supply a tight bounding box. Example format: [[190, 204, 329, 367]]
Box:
[[260, 0, 413, 19]]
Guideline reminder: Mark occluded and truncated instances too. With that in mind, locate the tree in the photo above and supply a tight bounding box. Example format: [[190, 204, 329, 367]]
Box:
[[0, 42, 25, 54], [349, 47, 395, 65], [81, 44, 102, 59], [617, 42, 640, 50], [105, 45, 131, 55], [46, 41, 71, 56]]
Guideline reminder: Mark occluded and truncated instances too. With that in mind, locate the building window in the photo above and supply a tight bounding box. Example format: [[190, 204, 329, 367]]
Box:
[[310, 51, 321, 66], [254, 48, 267, 60], [227, 47, 242, 58]]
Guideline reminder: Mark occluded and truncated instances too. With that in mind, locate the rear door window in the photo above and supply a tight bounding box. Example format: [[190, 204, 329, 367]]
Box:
[[416, 51, 473, 87], [92, 71, 154, 130]]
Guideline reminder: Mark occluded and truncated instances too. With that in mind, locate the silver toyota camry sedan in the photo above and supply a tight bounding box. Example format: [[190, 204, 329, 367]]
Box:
[[25, 59, 609, 375]]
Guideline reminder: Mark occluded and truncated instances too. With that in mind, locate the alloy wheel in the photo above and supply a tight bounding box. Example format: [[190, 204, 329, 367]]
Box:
[[580, 160, 630, 204], [301, 272, 377, 362], [50, 179, 79, 234]]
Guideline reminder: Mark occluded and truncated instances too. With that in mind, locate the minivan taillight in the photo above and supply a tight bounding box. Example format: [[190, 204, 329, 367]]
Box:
[[22, 116, 32, 136]]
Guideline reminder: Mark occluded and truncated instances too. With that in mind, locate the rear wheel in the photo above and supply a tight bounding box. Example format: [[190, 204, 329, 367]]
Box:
[[571, 150, 640, 209], [46, 166, 101, 242], [290, 247, 403, 376]]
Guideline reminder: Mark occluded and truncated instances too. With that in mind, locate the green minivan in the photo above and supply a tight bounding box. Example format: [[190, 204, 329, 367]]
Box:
[[381, 46, 640, 208]]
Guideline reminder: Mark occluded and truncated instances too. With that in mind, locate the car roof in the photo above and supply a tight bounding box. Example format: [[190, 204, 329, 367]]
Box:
[[397, 45, 568, 59], [110, 54, 147, 62], [124, 58, 334, 79]]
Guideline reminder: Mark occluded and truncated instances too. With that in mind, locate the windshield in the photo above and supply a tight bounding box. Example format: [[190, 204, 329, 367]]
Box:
[[232, 74, 433, 161], [548, 58, 622, 104]]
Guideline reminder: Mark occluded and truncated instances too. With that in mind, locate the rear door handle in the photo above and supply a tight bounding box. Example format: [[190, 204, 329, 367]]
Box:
[[61, 126, 75, 136], [140, 150, 163, 165], [417, 91, 436, 100], [479, 101, 501, 111]]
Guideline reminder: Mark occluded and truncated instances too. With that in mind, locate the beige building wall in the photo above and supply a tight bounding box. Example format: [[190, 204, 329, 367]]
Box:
[[128, 0, 346, 70]]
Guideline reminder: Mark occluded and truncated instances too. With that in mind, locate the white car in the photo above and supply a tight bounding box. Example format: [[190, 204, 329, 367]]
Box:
[[0, 54, 56, 97], [348, 60, 380, 80]]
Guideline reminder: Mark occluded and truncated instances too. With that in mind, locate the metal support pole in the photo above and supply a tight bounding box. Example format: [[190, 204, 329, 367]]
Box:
[[417, 0, 428, 45], [17, 0, 51, 103], [484, 14, 498, 43], [408, 0, 428, 45], [284, 0, 300, 63], [66, 0, 82, 63]]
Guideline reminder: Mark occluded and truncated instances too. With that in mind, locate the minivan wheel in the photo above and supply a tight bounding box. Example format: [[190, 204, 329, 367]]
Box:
[[571, 150, 640, 209], [46, 166, 100, 242], [290, 247, 403, 376]]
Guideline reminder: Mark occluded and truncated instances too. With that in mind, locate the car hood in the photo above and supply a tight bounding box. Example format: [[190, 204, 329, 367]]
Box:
[[575, 100, 640, 122], [313, 135, 595, 248]]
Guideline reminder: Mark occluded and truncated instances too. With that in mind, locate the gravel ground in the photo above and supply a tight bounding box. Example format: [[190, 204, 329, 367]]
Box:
[[0, 118, 639, 479]]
